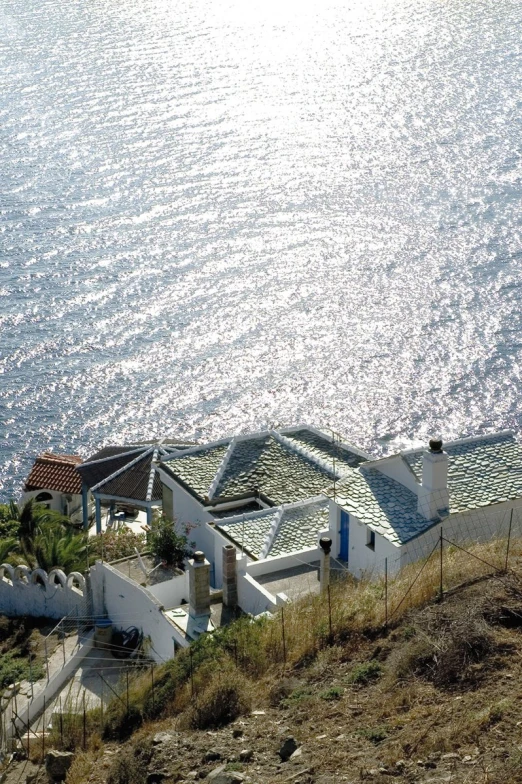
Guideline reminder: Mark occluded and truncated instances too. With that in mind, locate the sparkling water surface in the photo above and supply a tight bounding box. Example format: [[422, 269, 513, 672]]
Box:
[[1, 0, 522, 499]]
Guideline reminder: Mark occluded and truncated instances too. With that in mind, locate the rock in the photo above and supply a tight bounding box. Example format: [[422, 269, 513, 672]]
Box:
[[147, 774, 167, 784], [441, 753, 460, 761], [153, 732, 175, 746], [204, 751, 222, 763], [279, 737, 299, 762], [290, 748, 303, 762], [45, 750, 74, 782], [239, 749, 253, 762], [206, 765, 245, 784], [232, 729, 243, 739]]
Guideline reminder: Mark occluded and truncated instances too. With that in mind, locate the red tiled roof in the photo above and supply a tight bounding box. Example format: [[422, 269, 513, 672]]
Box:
[[25, 453, 83, 495]]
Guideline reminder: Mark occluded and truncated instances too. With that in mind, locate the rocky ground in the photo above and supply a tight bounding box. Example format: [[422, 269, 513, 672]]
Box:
[[6, 573, 522, 784]]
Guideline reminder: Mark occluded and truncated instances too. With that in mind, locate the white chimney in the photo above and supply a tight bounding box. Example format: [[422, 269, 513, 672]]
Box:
[[417, 438, 449, 521], [187, 551, 211, 618]]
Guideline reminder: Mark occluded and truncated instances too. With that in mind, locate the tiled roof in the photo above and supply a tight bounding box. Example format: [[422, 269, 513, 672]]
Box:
[[214, 499, 329, 559], [98, 454, 158, 502], [214, 436, 334, 504], [329, 432, 522, 545], [162, 444, 229, 500], [25, 453, 83, 495], [403, 432, 522, 514], [77, 450, 144, 489], [329, 469, 427, 546], [281, 428, 367, 471], [161, 429, 342, 507], [78, 443, 184, 503]]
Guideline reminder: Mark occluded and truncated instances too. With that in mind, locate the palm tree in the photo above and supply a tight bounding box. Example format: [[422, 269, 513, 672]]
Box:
[[0, 499, 70, 541], [24, 527, 88, 574], [0, 537, 19, 564]]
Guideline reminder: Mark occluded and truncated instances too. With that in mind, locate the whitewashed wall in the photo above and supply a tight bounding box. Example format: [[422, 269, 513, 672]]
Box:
[[146, 570, 189, 609], [237, 557, 277, 615], [22, 490, 84, 524], [246, 547, 320, 577], [346, 516, 399, 579], [0, 565, 86, 619], [90, 562, 182, 662], [400, 498, 522, 571], [160, 478, 216, 556]]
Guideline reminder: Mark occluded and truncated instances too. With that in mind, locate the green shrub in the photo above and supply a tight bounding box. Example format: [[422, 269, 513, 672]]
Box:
[[107, 746, 149, 784], [358, 726, 388, 744], [0, 651, 44, 688], [320, 686, 343, 701], [188, 671, 251, 729], [347, 660, 382, 685], [102, 705, 143, 742], [148, 515, 192, 567], [280, 686, 314, 708]]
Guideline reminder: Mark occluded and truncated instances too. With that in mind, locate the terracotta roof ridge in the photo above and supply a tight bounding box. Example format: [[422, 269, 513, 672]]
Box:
[[37, 452, 82, 465]]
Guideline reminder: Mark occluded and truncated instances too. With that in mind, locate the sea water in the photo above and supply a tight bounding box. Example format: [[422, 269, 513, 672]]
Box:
[[1, 0, 522, 498]]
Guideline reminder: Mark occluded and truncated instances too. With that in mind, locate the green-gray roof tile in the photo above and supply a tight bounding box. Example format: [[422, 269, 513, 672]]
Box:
[[329, 432, 522, 545], [163, 444, 229, 500], [214, 435, 336, 505], [214, 499, 329, 559], [281, 429, 366, 470]]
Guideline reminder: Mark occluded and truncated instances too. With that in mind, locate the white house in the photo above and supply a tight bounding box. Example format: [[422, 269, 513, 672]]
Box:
[[23, 452, 84, 525], [326, 432, 522, 578], [157, 426, 370, 586]]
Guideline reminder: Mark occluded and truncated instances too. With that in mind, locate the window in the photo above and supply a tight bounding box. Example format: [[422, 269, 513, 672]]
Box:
[[366, 529, 376, 551]]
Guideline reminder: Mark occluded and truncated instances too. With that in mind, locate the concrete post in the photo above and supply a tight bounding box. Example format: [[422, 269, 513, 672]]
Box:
[[222, 545, 238, 608], [82, 485, 89, 530], [319, 537, 332, 594], [187, 551, 211, 618], [95, 498, 102, 535]]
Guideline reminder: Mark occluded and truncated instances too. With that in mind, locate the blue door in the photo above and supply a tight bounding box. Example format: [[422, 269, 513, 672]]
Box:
[[340, 510, 349, 562]]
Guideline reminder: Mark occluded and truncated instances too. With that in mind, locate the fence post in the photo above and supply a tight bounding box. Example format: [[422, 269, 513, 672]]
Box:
[[44, 639, 49, 682], [439, 528, 444, 602], [327, 586, 333, 640], [59, 697, 63, 747], [100, 676, 104, 733], [42, 697, 45, 759], [281, 607, 287, 665], [126, 670, 130, 713], [505, 509, 514, 573], [151, 664, 155, 714], [29, 655, 34, 700], [82, 690, 86, 750], [27, 701, 30, 759], [384, 558, 388, 630], [62, 628, 66, 666]]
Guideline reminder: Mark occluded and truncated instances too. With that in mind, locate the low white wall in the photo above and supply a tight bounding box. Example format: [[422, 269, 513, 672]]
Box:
[[90, 562, 180, 662], [0, 565, 86, 620], [400, 499, 522, 571], [237, 561, 277, 616], [246, 547, 319, 577], [146, 571, 188, 609], [11, 632, 95, 741]]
